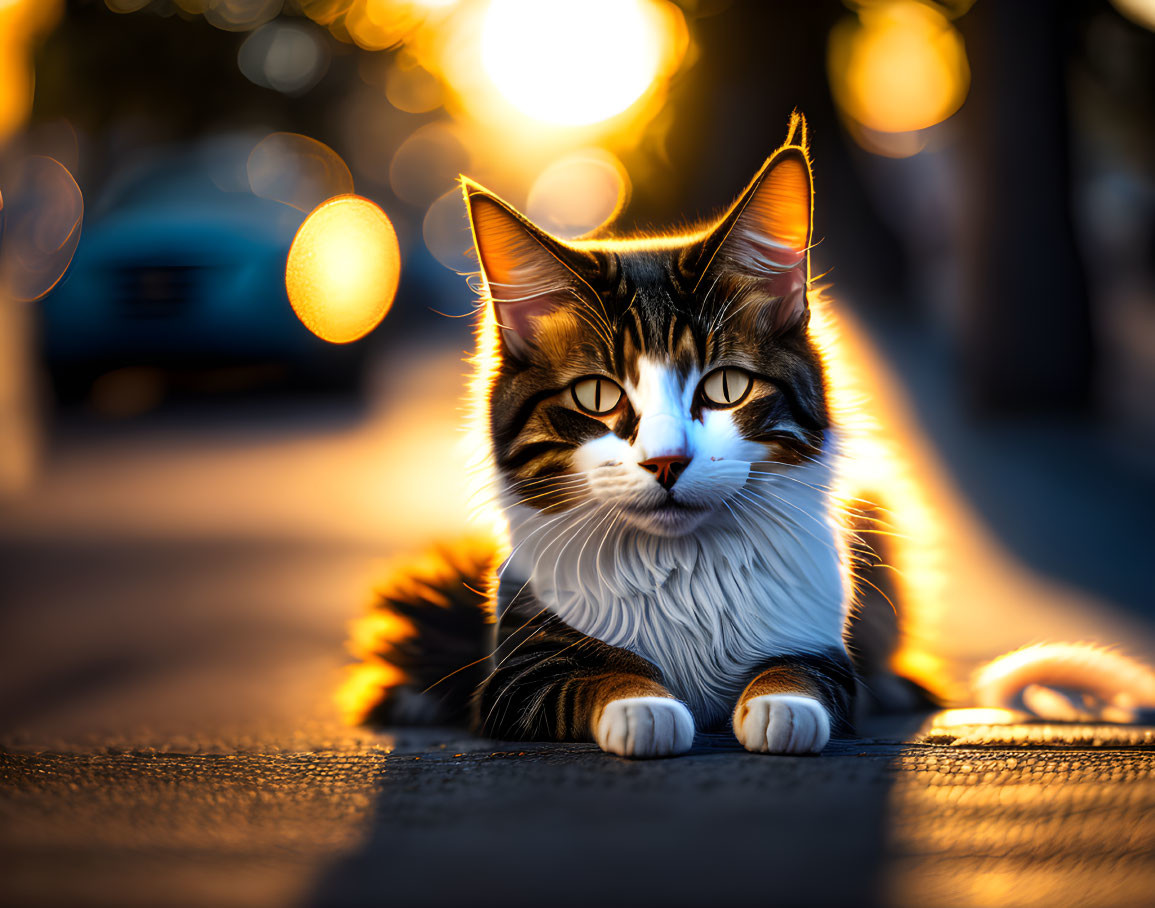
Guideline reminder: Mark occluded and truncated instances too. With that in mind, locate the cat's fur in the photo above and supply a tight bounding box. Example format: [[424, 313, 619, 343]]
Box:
[[341, 115, 1155, 757]]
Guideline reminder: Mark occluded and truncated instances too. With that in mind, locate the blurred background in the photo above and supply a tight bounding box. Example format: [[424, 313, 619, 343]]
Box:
[[1, 0, 1154, 747]]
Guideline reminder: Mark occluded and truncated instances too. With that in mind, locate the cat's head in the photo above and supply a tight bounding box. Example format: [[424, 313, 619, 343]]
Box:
[[464, 119, 829, 538]]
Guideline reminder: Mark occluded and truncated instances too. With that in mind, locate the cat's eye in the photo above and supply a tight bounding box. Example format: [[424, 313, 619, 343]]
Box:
[[701, 368, 752, 407], [571, 377, 623, 415]]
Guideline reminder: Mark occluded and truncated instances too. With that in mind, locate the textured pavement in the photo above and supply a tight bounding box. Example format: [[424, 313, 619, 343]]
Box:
[[3, 726, 1155, 908]]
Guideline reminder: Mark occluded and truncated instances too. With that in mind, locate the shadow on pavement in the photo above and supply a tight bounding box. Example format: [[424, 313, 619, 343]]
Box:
[[309, 736, 901, 908], [309, 720, 1155, 908]]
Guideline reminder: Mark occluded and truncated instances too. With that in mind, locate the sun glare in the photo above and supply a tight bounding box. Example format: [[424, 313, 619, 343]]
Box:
[[481, 0, 666, 127], [285, 195, 401, 344]]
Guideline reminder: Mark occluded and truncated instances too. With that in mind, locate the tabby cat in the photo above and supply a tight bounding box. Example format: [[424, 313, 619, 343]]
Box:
[[343, 116, 1155, 757]]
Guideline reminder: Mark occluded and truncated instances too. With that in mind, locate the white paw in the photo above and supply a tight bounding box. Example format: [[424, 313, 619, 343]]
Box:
[[594, 697, 694, 758], [734, 695, 830, 754]]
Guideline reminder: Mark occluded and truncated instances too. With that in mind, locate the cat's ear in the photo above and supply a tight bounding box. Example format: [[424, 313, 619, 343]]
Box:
[[699, 145, 813, 333], [463, 180, 589, 359]]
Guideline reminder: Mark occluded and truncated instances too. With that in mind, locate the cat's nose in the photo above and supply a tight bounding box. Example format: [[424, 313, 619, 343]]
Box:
[[639, 455, 691, 490]]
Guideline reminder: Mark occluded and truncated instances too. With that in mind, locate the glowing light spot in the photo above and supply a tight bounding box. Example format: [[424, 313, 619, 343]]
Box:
[[1111, 0, 1155, 31], [383, 57, 444, 113], [237, 21, 329, 95], [828, 1, 970, 138], [481, 0, 667, 126], [0, 155, 84, 302], [285, 195, 400, 344], [526, 148, 629, 239], [423, 187, 474, 273], [203, 0, 283, 32], [104, 0, 150, 11], [344, 0, 424, 51], [90, 367, 166, 420], [389, 122, 469, 207], [247, 132, 353, 213], [0, 0, 62, 144]]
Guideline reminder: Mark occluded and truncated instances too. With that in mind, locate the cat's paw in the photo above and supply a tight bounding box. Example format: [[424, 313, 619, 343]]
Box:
[[733, 694, 830, 754], [594, 697, 694, 758]]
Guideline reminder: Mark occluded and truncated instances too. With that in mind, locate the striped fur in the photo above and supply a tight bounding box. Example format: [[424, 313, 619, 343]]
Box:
[[457, 123, 861, 754]]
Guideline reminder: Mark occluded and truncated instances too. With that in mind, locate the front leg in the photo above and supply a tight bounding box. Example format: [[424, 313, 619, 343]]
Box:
[[473, 582, 693, 758], [732, 651, 856, 755]]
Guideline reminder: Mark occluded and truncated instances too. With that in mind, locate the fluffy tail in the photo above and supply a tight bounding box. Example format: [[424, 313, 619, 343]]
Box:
[[336, 536, 500, 726], [972, 642, 1155, 723]]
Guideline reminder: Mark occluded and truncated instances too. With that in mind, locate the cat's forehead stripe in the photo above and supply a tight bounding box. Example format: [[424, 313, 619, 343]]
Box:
[[613, 301, 702, 384]]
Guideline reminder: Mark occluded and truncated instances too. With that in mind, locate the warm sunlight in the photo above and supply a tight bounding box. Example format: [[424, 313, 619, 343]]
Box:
[[0, 0, 62, 143], [284, 194, 401, 344], [480, 0, 667, 127]]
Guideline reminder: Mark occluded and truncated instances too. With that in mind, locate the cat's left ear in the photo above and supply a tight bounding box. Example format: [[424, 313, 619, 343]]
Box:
[[462, 179, 593, 360], [699, 145, 813, 332]]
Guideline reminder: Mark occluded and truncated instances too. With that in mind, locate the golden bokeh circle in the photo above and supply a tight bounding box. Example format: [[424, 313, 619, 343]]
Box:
[[285, 195, 401, 344]]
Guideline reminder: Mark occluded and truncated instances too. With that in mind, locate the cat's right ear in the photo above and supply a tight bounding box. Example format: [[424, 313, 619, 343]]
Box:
[[463, 180, 587, 360], [696, 145, 813, 334]]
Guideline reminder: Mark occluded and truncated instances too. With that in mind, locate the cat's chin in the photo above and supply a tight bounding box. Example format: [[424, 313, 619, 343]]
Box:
[[622, 501, 712, 537]]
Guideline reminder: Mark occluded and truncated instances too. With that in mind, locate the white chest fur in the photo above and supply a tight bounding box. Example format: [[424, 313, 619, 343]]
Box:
[[505, 479, 850, 728]]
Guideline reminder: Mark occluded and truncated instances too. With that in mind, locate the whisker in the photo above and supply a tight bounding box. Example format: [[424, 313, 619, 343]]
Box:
[[733, 488, 840, 566], [740, 483, 840, 542], [496, 502, 595, 579]]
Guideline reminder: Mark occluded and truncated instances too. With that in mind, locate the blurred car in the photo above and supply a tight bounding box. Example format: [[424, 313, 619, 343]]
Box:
[[41, 146, 369, 401]]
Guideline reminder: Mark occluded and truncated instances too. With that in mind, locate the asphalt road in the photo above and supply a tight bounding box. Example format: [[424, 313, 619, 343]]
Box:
[[3, 730, 1154, 908]]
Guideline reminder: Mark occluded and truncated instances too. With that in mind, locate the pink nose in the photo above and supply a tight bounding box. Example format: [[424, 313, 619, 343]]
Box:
[[639, 455, 690, 490]]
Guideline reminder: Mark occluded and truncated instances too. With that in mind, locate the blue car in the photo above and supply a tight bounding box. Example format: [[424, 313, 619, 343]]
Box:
[[41, 150, 369, 398]]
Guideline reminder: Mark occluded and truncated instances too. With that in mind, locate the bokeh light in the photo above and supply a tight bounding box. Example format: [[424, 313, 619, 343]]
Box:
[[237, 21, 330, 95], [525, 148, 629, 239], [103, 0, 151, 11], [285, 195, 401, 344], [0, 0, 63, 145], [342, 0, 426, 51], [388, 122, 469, 207], [383, 56, 444, 114], [422, 186, 474, 273], [1111, 0, 1155, 31], [295, 0, 691, 192], [90, 367, 167, 420], [481, 0, 672, 127], [203, 0, 283, 32], [828, 1, 970, 154], [107, 0, 288, 32], [0, 155, 84, 302], [247, 132, 354, 213]]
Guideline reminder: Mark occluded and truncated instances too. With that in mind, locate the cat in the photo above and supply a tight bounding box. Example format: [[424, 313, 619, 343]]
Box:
[[339, 114, 1155, 757]]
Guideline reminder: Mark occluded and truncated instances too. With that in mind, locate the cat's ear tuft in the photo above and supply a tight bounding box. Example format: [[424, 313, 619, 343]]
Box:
[[701, 146, 814, 333], [463, 180, 584, 360], [783, 110, 810, 154]]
